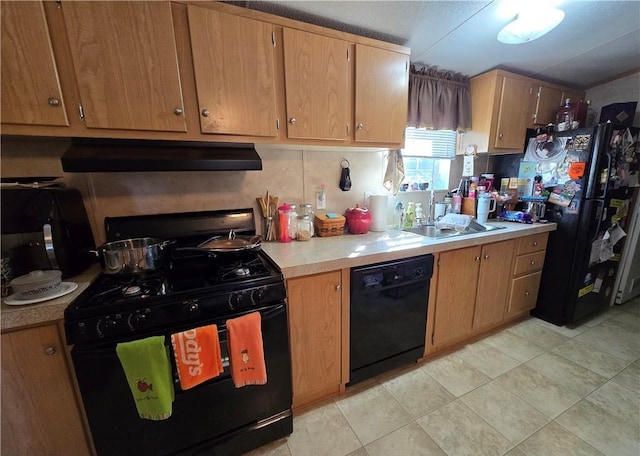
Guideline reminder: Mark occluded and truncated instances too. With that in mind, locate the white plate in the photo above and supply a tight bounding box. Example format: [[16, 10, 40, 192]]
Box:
[[4, 282, 78, 306]]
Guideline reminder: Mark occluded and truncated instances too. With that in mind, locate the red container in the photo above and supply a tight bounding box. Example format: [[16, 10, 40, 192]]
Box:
[[344, 206, 372, 234]]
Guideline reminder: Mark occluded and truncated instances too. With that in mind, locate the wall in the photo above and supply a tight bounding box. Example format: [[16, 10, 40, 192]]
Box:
[[0, 136, 393, 244]]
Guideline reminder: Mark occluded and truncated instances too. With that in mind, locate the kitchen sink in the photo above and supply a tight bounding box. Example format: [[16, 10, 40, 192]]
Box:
[[404, 220, 506, 239]]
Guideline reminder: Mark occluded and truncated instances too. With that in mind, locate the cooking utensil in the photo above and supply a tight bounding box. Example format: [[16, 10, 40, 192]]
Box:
[[344, 206, 372, 234], [9, 269, 62, 299], [198, 230, 262, 252], [92, 237, 172, 275]]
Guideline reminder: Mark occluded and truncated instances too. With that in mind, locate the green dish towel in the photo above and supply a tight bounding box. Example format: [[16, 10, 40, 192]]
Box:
[[116, 336, 174, 421]]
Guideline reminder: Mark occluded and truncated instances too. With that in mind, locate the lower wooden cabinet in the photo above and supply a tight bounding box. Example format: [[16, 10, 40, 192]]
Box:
[[286, 270, 342, 409], [505, 233, 549, 318], [1, 323, 91, 455]]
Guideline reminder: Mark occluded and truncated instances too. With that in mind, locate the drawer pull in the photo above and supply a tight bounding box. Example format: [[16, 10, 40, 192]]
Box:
[[530, 261, 536, 265], [44, 346, 56, 356], [524, 291, 530, 296], [533, 241, 538, 246]]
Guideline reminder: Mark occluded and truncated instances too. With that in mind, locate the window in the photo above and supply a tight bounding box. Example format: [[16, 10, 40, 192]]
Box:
[[401, 127, 455, 191]]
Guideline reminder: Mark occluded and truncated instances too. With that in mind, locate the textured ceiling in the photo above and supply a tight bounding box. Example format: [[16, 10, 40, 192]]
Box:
[[241, 0, 640, 89]]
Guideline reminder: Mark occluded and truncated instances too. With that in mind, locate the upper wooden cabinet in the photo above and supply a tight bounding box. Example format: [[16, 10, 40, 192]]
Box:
[[282, 28, 349, 142], [0, 1, 69, 127], [187, 5, 277, 137], [461, 69, 584, 154], [62, 1, 186, 132], [354, 45, 409, 144]]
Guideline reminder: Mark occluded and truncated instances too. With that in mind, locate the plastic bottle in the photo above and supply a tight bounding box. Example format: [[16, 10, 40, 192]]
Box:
[[452, 194, 462, 214], [277, 203, 292, 243], [393, 201, 404, 229], [415, 203, 423, 227], [468, 183, 477, 199], [444, 193, 453, 214], [403, 202, 415, 229]]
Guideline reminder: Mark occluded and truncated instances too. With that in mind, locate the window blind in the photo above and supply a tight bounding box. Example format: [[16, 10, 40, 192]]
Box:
[[402, 127, 456, 159]]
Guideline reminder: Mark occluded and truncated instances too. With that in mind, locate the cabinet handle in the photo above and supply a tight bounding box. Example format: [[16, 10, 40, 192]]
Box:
[[475, 256, 481, 262], [357, 123, 364, 130], [44, 346, 56, 356], [524, 291, 530, 296], [533, 241, 538, 246], [173, 107, 183, 116], [498, 133, 504, 139], [530, 261, 536, 265], [484, 254, 490, 260], [336, 285, 341, 291], [201, 109, 210, 117], [48, 97, 60, 107], [289, 117, 296, 125]]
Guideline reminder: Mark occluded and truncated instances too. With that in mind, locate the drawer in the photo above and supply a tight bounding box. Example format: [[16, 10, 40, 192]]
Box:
[[507, 271, 542, 315], [513, 251, 545, 276], [516, 233, 548, 256]]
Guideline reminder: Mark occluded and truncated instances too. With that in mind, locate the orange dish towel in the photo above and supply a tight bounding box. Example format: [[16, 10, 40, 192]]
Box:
[[170, 325, 224, 390], [226, 312, 267, 388]]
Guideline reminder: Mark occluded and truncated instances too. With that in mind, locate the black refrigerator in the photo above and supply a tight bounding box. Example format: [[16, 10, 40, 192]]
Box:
[[532, 122, 638, 326]]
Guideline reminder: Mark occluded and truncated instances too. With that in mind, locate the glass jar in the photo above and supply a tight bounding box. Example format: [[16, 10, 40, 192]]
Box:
[[288, 204, 298, 241], [296, 215, 312, 241], [299, 203, 315, 237]]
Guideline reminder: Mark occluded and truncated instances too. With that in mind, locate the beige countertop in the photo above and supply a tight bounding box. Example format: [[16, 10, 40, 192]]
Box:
[[262, 221, 557, 279], [1, 222, 556, 331], [1, 264, 102, 332]]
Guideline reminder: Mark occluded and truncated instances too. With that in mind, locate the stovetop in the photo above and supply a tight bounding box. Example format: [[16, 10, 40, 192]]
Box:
[[64, 209, 286, 346]]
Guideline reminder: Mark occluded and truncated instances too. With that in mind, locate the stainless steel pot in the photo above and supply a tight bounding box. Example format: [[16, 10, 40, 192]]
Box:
[[93, 237, 171, 275]]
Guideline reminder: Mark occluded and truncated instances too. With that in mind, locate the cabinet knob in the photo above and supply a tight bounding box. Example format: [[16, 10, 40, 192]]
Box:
[[498, 133, 504, 139], [530, 260, 536, 265], [475, 256, 481, 262], [173, 107, 183, 116], [357, 123, 364, 130], [289, 117, 296, 125], [201, 109, 210, 117], [44, 346, 56, 356], [524, 291, 530, 296], [336, 285, 341, 291], [533, 241, 538, 246], [47, 97, 60, 107], [484, 254, 490, 260]]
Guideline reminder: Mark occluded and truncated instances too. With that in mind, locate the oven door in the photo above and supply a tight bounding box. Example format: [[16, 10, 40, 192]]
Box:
[[71, 304, 292, 456]]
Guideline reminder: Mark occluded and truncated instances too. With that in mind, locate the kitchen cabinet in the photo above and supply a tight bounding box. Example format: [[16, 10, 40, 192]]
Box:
[[461, 69, 584, 154], [431, 239, 515, 350], [282, 28, 349, 142], [1, 323, 91, 456], [287, 270, 343, 408], [62, 1, 186, 132], [187, 5, 277, 137], [505, 233, 548, 318], [0, 1, 69, 127], [354, 44, 409, 144]]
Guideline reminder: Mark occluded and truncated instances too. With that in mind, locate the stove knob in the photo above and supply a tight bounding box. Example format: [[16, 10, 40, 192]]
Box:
[[98, 316, 117, 337], [251, 288, 265, 306], [228, 293, 242, 310], [183, 300, 199, 315], [131, 310, 149, 329]]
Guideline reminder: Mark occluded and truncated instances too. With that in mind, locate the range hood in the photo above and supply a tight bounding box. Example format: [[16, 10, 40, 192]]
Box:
[[61, 138, 262, 172]]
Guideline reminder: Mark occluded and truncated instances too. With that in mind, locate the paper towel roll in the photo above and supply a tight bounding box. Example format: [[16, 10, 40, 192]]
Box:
[[369, 195, 388, 231]]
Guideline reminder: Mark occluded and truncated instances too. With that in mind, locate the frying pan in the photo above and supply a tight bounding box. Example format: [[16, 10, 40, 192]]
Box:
[[174, 230, 262, 256]]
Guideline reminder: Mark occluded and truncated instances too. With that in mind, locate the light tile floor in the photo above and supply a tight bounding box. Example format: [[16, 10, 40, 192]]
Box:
[[248, 297, 640, 456]]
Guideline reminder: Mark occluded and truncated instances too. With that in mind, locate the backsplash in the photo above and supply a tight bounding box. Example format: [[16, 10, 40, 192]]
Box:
[[1, 136, 391, 244]]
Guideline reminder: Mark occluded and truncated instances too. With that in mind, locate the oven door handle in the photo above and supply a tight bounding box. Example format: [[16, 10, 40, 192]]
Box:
[[218, 303, 286, 331]]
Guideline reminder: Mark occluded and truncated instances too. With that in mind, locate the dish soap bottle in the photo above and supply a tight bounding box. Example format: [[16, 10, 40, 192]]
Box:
[[403, 202, 415, 229], [414, 203, 423, 227]]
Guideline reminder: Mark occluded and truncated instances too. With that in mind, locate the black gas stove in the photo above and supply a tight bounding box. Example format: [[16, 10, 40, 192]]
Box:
[[64, 209, 285, 345]]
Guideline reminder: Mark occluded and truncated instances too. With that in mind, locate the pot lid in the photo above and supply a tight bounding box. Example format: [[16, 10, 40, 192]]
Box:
[[346, 204, 369, 213], [10, 270, 61, 286]]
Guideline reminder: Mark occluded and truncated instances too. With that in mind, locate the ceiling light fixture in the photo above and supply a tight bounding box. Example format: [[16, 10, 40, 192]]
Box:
[[497, 6, 565, 44]]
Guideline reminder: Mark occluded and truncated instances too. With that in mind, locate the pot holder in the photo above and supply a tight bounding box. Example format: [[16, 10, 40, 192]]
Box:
[[339, 159, 351, 192]]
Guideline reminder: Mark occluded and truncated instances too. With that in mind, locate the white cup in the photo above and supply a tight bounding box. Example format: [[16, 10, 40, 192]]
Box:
[[434, 202, 446, 219]]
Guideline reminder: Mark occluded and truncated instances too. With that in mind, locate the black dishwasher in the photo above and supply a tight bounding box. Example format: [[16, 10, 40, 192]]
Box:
[[349, 254, 434, 385]]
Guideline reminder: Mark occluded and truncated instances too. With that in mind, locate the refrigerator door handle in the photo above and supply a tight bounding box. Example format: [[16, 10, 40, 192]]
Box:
[[599, 152, 612, 199], [590, 200, 605, 243]]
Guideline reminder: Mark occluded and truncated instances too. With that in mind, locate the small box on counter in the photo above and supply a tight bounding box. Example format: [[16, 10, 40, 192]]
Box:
[[313, 213, 345, 237]]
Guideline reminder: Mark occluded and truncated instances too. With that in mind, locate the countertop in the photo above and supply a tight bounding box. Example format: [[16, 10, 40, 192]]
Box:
[[262, 221, 557, 279], [1, 222, 556, 331]]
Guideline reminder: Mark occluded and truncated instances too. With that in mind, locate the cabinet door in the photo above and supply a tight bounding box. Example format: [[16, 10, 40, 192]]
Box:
[[187, 6, 277, 137], [494, 76, 532, 149], [283, 28, 348, 141], [62, 1, 186, 132], [1, 1, 68, 127], [473, 240, 515, 330], [507, 271, 543, 316], [432, 246, 480, 348], [1, 324, 90, 455], [533, 85, 563, 127], [354, 45, 409, 144], [287, 271, 342, 407]]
